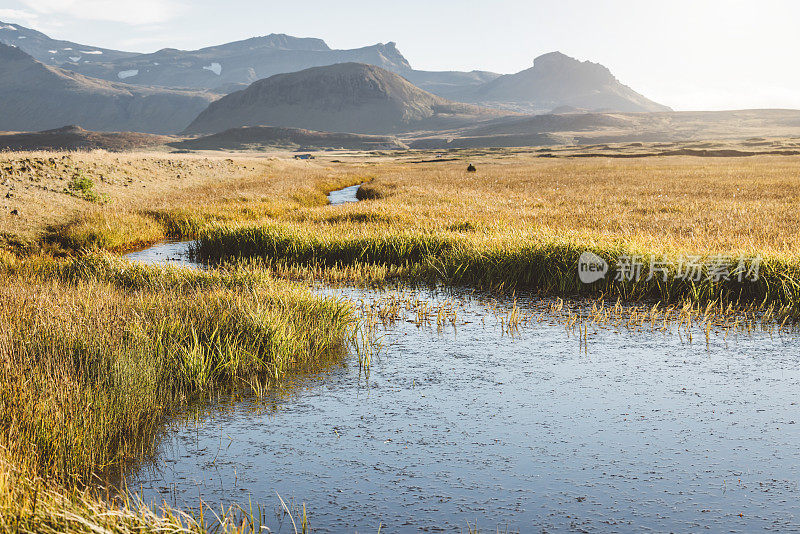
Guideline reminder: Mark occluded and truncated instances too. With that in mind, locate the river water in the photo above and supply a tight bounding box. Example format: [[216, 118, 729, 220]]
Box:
[[123, 186, 800, 532], [327, 184, 361, 206]]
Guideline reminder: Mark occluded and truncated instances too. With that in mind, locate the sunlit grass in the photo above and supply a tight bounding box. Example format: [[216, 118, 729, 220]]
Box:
[[0, 255, 357, 532], [189, 156, 800, 315]]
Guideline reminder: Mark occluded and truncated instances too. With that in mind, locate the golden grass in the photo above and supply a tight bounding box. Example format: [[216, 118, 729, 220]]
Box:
[[6, 149, 798, 301], [0, 255, 358, 532], [185, 155, 800, 314], [13, 149, 797, 258], [0, 151, 285, 249], [306, 156, 800, 258]]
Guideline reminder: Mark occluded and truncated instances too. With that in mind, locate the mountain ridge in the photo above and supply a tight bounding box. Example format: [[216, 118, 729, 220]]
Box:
[[0, 21, 667, 115], [458, 52, 671, 113]]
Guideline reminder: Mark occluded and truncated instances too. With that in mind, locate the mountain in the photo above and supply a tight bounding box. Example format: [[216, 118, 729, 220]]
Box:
[[171, 126, 408, 151], [56, 37, 413, 93], [1, 21, 496, 97], [458, 52, 671, 114], [0, 44, 217, 134], [0, 22, 670, 116], [184, 63, 512, 135]]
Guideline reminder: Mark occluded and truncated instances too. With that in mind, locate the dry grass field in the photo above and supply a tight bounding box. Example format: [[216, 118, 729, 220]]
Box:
[[300, 155, 800, 257], [0, 151, 272, 248], [4, 148, 797, 256], [3, 148, 799, 309], [188, 152, 800, 312], [0, 150, 366, 249]]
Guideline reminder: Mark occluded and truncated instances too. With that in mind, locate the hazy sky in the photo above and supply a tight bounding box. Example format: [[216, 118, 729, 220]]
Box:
[[1, 0, 798, 110]]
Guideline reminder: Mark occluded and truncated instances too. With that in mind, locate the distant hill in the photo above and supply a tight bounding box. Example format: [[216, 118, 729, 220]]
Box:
[[172, 126, 408, 151], [458, 52, 671, 114], [185, 63, 512, 135], [0, 44, 217, 134], [0, 125, 171, 151], [404, 109, 800, 148]]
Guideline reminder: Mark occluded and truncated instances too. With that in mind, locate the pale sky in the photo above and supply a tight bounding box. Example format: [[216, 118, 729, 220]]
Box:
[[1, 0, 798, 111]]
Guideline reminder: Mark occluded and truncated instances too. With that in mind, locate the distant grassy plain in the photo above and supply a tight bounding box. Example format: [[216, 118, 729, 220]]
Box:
[[1, 144, 800, 531], [3, 147, 799, 310]]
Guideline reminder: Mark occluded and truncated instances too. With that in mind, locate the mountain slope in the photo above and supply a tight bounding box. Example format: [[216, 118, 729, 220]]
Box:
[[462, 52, 671, 114], [0, 20, 137, 65], [185, 63, 511, 135], [0, 44, 217, 133], [61, 36, 411, 92], [1, 19, 414, 92]]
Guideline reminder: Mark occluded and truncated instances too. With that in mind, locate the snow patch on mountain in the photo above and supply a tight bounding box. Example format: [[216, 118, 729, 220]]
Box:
[[203, 62, 222, 75]]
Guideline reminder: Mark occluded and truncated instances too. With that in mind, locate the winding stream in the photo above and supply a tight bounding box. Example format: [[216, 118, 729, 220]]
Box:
[[124, 239, 197, 268], [123, 186, 800, 532], [123, 185, 361, 268]]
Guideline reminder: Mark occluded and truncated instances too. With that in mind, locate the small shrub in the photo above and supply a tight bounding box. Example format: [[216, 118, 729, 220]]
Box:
[[66, 171, 104, 203]]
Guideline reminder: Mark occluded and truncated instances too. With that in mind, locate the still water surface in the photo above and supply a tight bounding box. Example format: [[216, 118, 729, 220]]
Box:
[[125, 285, 800, 532]]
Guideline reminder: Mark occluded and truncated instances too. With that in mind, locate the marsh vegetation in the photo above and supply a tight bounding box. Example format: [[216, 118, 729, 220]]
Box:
[[1, 148, 799, 531]]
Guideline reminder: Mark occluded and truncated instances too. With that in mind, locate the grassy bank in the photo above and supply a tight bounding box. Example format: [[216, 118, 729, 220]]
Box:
[[0, 254, 357, 532], [194, 223, 800, 317]]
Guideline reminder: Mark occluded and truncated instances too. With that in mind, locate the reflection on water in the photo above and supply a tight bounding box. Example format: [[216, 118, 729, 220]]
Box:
[[126, 287, 800, 533], [328, 184, 360, 205], [124, 240, 199, 269]]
